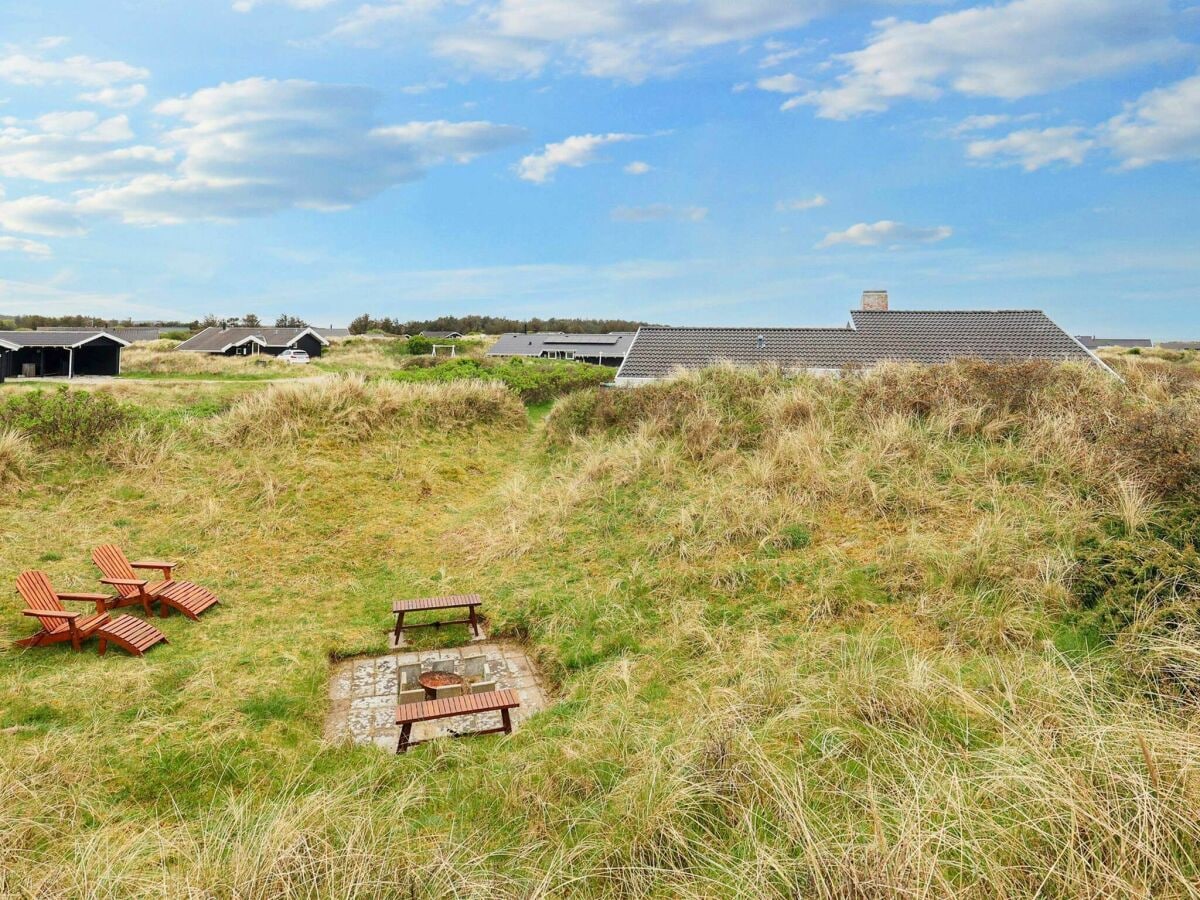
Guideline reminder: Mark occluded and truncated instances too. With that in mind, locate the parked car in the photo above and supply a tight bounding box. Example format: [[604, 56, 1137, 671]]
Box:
[[278, 349, 310, 364]]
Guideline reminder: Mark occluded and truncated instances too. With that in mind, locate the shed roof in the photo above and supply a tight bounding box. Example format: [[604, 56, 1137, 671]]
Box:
[[0, 331, 131, 351], [175, 326, 329, 353], [420, 330, 463, 339], [1074, 335, 1153, 349], [616, 310, 1106, 380]]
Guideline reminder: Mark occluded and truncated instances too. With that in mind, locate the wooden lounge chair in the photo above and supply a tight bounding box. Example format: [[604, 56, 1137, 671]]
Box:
[[14, 571, 168, 657], [12, 573, 169, 657], [15, 571, 110, 652], [92, 544, 219, 621]]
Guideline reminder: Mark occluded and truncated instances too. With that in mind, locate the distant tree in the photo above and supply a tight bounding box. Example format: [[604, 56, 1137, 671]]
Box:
[[243, 313, 262, 327], [349, 313, 373, 335], [275, 314, 307, 328], [201, 314, 221, 328]]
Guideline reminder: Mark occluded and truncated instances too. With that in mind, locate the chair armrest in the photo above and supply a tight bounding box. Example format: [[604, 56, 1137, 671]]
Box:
[[22, 609, 79, 620], [59, 592, 115, 601], [131, 560, 176, 571], [98, 579, 146, 588]]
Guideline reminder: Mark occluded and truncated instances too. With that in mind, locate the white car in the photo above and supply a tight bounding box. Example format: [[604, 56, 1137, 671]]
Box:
[[278, 348, 311, 364]]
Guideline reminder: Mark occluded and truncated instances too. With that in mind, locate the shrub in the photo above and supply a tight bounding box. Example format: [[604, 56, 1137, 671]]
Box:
[[160, 330, 193, 341], [214, 374, 525, 444], [0, 427, 37, 486], [780, 523, 812, 550], [392, 357, 612, 404], [404, 335, 433, 355], [0, 387, 134, 448]]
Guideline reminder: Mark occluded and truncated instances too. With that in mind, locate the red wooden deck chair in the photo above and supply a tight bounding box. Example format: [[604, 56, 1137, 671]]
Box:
[[92, 545, 219, 621], [14, 571, 110, 652]]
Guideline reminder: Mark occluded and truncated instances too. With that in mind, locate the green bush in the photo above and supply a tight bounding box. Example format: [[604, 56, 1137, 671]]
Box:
[[160, 330, 193, 341], [404, 335, 433, 355], [781, 523, 812, 550], [391, 357, 611, 404], [0, 387, 135, 449], [1072, 506, 1200, 635]]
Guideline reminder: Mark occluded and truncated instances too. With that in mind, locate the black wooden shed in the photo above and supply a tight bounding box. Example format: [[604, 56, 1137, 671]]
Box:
[[0, 331, 130, 380]]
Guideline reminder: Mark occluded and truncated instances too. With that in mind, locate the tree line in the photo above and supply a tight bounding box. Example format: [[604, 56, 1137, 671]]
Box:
[[348, 314, 651, 336]]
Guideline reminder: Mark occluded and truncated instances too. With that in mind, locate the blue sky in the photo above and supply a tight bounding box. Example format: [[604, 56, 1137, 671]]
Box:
[[0, 0, 1198, 336]]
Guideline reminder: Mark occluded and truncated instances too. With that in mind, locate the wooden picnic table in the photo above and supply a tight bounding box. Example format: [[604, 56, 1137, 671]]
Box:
[[392, 594, 482, 642]]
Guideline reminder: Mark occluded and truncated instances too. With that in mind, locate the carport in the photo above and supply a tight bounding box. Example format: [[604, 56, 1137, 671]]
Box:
[[0, 331, 131, 379]]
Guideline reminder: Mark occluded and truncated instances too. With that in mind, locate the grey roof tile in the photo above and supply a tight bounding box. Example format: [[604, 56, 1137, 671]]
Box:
[[488, 332, 636, 358], [0, 330, 130, 349], [617, 310, 1105, 380], [175, 326, 327, 352]]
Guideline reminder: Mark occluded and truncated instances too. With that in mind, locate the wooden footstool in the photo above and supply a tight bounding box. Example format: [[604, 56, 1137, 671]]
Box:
[[96, 615, 168, 657]]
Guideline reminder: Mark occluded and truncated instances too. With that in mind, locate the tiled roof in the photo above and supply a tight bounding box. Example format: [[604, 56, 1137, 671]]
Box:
[[1158, 341, 1200, 350], [175, 326, 328, 352], [420, 331, 463, 339], [0, 330, 130, 350], [488, 332, 636, 358], [1075, 335, 1152, 349], [616, 310, 1105, 380]]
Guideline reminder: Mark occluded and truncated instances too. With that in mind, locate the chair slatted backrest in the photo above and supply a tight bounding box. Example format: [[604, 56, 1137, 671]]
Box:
[[16, 571, 67, 634], [92, 544, 140, 600]]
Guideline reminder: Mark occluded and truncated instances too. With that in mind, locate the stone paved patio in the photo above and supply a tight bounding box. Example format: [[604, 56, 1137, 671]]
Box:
[[325, 641, 547, 752]]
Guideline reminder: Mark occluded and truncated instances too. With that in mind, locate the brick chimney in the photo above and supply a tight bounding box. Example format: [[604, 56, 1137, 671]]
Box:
[[861, 290, 888, 311]]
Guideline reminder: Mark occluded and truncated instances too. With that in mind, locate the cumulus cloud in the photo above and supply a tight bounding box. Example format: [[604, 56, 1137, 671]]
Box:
[[1105, 72, 1200, 169], [757, 73, 806, 94], [817, 220, 951, 249], [0, 195, 86, 236], [0, 111, 174, 182], [967, 126, 1095, 171], [0, 236, 52, 257], [611, 203, 707, 222], [75, 78, 525, 224], [324, 0, 830, 81], [802, 0, 1185, 119], [777, 194, 827, 211], [624, 160, 651, 175], [324, 0, 449, 44], [233, 0, 337, 10], [517, 132, 638, 183], [0, 46, 148, 87], [78, 84, 148, 108]]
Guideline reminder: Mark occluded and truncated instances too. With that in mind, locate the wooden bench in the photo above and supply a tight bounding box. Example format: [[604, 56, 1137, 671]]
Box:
[[395, 688, 519, 753], [392, 594, 482, 644]]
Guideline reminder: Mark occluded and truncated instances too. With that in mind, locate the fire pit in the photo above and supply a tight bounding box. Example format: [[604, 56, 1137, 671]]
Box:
[[417, 670, 465, 698]]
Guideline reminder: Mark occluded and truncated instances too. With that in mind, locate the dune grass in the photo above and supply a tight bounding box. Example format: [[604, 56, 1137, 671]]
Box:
[[1, 363, 1199, 897]]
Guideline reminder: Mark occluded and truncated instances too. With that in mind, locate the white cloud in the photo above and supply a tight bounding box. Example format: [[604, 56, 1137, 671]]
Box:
[[777, 194, 827, 211], [75, 78, 524, 224], [516, 132, 638, 183], [325, 0, 831, 82], [233, 0, 337, 11], [624, 160, 651, 175], [0, 195, 85, 236], [0, 111, 174, 182], [433, 34, 551, 79], [817, 220, 951, 249], [0, 48, 148, 87], [757, 73, 805, 94], [1105, 72, 1200, 169], [0, 236, 52, 257], [967, 126, 1094, 171], [611, 203, 707, 222], [78, 84, 148, 108], [802, 0, 1185, 119]]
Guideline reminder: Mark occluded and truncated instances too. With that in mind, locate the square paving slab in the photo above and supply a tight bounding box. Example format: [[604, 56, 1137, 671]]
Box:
[[326, 640, 547, 751]]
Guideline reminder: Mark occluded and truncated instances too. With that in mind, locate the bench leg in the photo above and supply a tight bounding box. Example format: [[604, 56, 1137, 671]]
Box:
[[393, 611, 405, 642], [468, 605, 480, 637], [396, 723, 413, 754], [98, 637, 108, 656], [501, 708, 512, 735]]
